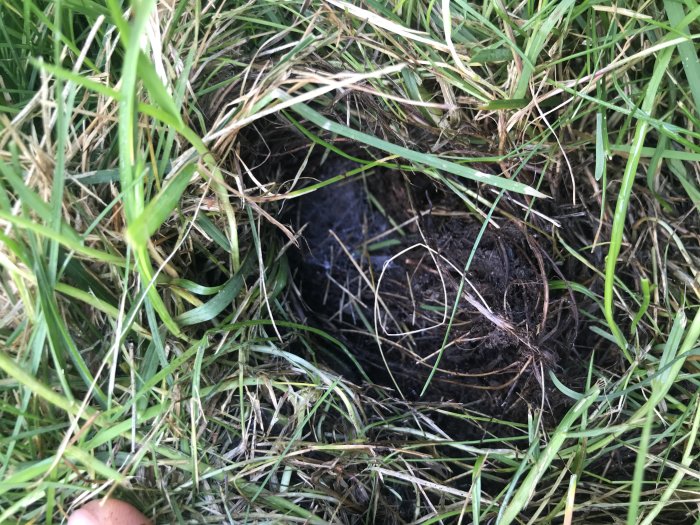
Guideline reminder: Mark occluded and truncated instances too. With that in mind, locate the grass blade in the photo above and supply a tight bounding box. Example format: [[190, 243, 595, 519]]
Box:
[[604, 44, 675, 358], [499, 384, 600, 525], [282, 92, 546, 197]]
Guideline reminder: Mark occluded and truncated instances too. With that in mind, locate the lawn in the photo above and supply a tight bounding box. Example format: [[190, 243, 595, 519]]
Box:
[[0, 0, 699, 523]]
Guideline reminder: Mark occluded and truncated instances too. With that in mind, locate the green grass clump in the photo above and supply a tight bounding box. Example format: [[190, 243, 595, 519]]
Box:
[[1, 0, 699, 523]]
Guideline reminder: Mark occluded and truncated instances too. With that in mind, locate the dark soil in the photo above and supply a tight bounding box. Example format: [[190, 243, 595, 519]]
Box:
[[288, 153, 593, 429]]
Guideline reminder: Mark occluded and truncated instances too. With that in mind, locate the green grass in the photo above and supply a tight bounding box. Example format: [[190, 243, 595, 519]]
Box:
[[1, 0, 699, 523]]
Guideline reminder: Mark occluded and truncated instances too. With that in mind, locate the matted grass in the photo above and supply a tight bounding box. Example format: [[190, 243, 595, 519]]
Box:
[[0, 0, 699, 523]]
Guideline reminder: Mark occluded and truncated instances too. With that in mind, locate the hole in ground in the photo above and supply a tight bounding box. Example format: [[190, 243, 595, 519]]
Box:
[[285, 150, 601, 432]]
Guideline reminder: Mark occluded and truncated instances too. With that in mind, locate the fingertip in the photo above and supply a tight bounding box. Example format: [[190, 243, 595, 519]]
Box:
[[66, 499, 151, 525]]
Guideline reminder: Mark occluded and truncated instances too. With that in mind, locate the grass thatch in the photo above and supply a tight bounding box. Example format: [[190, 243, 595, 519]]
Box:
[[1, 0, 699, 523]]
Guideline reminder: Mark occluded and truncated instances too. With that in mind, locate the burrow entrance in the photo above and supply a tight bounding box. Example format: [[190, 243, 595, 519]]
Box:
[[286, 152, 601, 426]]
